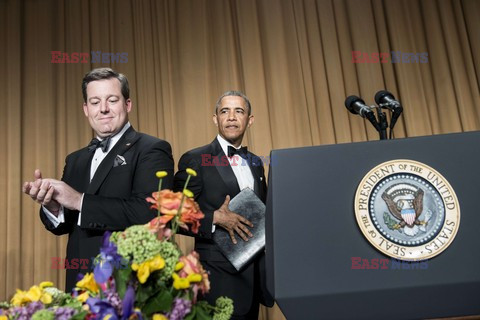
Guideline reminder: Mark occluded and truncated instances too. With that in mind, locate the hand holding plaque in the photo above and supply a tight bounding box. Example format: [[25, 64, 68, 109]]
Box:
[[213, 188, 266, 271], [213, 195, 254, 244]]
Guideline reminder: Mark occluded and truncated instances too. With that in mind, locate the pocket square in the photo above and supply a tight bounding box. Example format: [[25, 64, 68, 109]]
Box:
[[113, 155, 127, 167]]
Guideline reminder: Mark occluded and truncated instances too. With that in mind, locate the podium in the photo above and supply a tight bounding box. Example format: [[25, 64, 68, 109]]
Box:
[[266, 131, 480, 319]]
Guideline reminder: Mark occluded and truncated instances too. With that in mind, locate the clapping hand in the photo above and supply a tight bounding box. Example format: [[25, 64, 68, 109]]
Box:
[[23, 169, 82, 212], [23, 169, 61, 214]]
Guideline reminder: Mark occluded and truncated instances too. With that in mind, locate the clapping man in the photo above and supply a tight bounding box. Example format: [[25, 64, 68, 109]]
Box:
[[23, 68, 174, 292]]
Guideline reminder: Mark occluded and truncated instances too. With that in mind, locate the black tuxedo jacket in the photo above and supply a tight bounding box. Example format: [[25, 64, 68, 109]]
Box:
[[174, 138, 274, 316], [40, 126, 174, 292]]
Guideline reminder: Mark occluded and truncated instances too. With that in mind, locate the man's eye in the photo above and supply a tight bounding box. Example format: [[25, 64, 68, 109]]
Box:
[[109, 99, 118, 103], [91, 101, 100, 105]]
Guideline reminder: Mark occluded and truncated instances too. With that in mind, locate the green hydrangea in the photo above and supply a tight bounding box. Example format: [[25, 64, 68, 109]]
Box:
[[41, 287, 81, 309], [116, 226, 163, 263], [109, 231, 121, 244], [31, 309, 55, 320], [42, 287, 65, 305], [213, 296, 234, 320], [157, 241, 181, 281]]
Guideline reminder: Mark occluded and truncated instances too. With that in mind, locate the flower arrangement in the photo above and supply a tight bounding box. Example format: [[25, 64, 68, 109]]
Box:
[[1, 169, 233, 320]]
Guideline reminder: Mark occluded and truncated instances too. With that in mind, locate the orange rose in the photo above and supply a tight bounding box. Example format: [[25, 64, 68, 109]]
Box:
[[146, 190, 187, 216], [147, 190, 204, 234], [178, 198, 204, 234]]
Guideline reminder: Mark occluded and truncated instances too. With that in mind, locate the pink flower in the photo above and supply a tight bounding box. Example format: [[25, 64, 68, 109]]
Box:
[[179, 251, 210, 302], [145, 217, 172, 241]]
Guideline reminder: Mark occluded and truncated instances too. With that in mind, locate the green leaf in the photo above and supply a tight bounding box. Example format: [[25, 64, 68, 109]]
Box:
[[114, 266, 132, 299], [185, 303, 214, 320], [184, 301, 214, 320], [184, 307, 196, 320], [194, 303, 213, 320], [70, 310, 88, 320], [136, 283, 158, 306], [142, 290, 174, 315], [62, 297, 82, 309]]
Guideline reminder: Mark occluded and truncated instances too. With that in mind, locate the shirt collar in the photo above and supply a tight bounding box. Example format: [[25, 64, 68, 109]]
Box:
[[97, 122, 131, 153], [216, 134, 243, 157]]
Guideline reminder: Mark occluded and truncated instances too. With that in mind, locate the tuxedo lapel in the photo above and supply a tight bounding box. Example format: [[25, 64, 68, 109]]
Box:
[[87, 127, 139, 194], [211, 139, 241, 197], [72, 149, 95, 193], [59, 148, 93, 226]]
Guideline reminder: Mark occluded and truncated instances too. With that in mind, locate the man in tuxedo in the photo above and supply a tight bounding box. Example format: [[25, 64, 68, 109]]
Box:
[[174, 91, 273, 319], [23, 68, 174, 292]]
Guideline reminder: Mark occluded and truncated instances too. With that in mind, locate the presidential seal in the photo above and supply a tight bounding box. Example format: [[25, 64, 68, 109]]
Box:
[[354, 160, 460, 261]]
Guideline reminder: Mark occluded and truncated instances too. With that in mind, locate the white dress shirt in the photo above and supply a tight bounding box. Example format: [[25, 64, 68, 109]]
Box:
[[212, 135, 255, 233], [43, 122, 131, 227], [216, 134, 255, 191]]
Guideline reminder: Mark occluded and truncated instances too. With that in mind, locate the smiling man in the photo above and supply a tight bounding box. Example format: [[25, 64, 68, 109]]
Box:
[[174, 91, 274, 319], [23, 68, 174, 292]]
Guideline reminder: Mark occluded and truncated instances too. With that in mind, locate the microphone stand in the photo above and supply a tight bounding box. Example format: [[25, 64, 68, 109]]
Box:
[[375, 106, 388, 140]]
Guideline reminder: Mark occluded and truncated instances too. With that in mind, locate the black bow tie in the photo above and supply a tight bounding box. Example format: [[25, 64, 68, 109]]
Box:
[[228, 145, 248, 158], [87, 136, 112, 153]]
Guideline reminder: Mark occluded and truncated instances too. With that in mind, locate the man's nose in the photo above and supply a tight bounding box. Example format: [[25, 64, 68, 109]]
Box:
[[227, 111, 236, 120], [100, 101, 110, 113]]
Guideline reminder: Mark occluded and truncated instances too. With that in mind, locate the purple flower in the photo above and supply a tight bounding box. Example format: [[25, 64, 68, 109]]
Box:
[[94, 260, 113, 284], [10, 301, 44, 320], [166, 298, 192, 320], [101, 232, 117, 256], [94, 231, 123, 283], [104, 287, 123, 316], [121, 285, 135, 320], [87, 297, 119, 320], [54, 307, 77, 320]]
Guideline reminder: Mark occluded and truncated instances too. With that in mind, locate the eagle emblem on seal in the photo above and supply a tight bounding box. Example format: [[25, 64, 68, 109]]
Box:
[[381, 183, 432, 237]]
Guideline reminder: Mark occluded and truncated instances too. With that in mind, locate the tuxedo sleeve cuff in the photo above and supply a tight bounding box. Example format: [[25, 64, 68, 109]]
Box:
[[197, 209, 214, 239], [42, 206, 65, 228]]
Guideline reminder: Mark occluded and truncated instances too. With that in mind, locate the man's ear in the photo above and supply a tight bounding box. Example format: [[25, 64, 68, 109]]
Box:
[[247, 115, 254, 127], [213, 114, 218, 126], [83, 102, 89, 117], [125, 99, 132, 113]]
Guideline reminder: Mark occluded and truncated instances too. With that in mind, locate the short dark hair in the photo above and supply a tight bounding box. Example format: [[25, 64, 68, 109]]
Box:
[[82, 68, 130, 102], [215, 90, 252, 116]]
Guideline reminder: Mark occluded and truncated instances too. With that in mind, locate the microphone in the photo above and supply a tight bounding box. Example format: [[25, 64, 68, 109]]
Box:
[[374, 90, 403, 129], [345, 96, 372, 117], [345, 95, 380, 130]]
